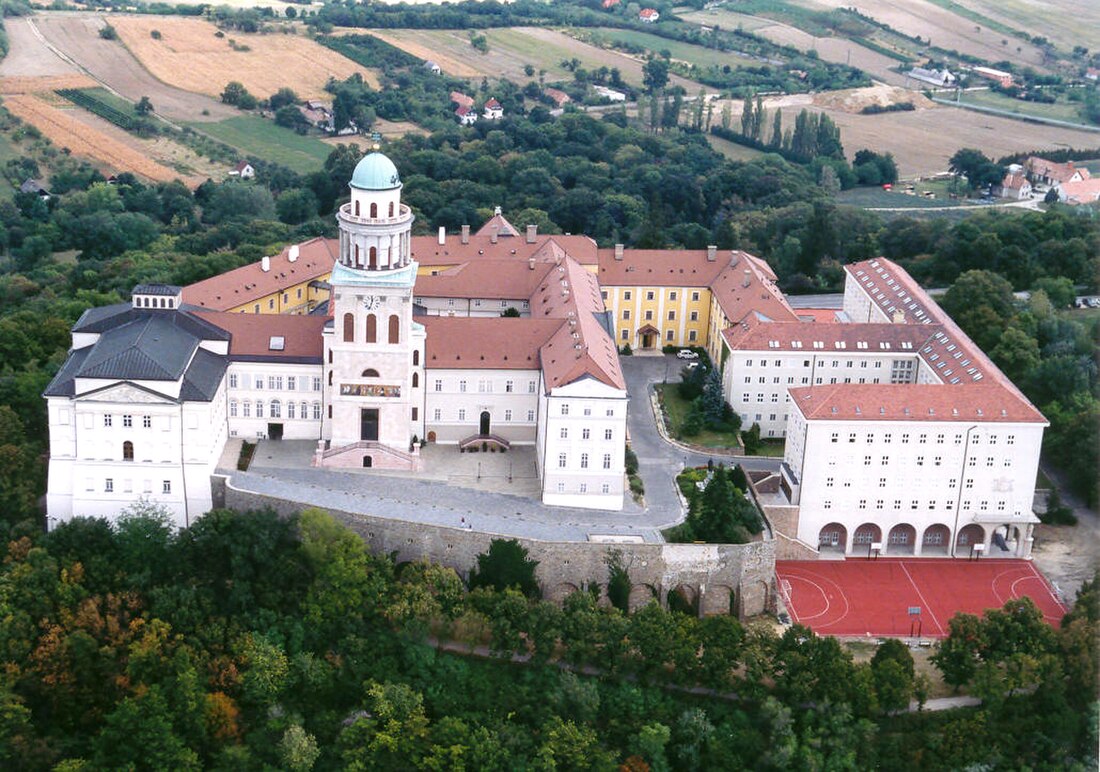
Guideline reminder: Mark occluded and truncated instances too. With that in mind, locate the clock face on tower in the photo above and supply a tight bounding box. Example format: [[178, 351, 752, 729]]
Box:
[[363, 295, 380, 311]]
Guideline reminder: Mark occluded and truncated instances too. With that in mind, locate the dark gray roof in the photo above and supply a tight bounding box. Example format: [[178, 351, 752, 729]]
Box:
[[43, 347, 91, 397], [73, 305, 231, 341], [72, 303, 132, 333], [76, 316, 199, 381], [180, 348, 228, 401], [133, 283, 182, 296]]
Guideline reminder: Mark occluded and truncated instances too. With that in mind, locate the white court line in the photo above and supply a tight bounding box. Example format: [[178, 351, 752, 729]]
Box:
[[1025, 561, 1067, 610], [780, 568, 850, 628], [899, 561, 944, 636]]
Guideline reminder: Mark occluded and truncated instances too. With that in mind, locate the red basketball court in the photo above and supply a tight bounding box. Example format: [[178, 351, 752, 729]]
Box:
[[776, 559, 1065, 638]]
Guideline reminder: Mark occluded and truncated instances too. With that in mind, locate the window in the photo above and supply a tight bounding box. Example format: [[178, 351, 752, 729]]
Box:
[[864, 455, 872, 466], [580, 453, 589, 469], [230, 400, 238, 417], [582, 428, 590, 440], [287, 376, 296, 391], [270, 376, 282, 390], [667, 310, 675, 321], [826, 477, 834, 487], [669, 291, 678, 301], [434, 379, 443, 392], [623, 291, 632, 300], [459, 380, 467, 393], [505, 380, 514, 393], [879, 477, 886, 487], [621, 330, 629, 340], [256, 401, 264, 418], [604, 429, 613, 440], [558, 453, 567, 468], [105, 478, 114, 492], [602, 483, 610, 494], [365, 314, 377, 343], [645, 310, 653, 321], [527, 410, 535, 422], [229, 373, 238, 388], [505, 410, 512, 421], [388, 315, 400, 344], [104, 414, 113, 427], [919, 433, 927, 444], [560, 427, 568, 439], [830, 432, 838, 443], [688, 331, 697, 342], [312, 403, 321, 420], [163, 480, 172, 494], [343, 312, 354, 342], [287, 402, 296, 419], [603, 453, 611, 469], [916, 456, 924, 466], [478, 379, 491, 393], [413, 350, 420, 366], [646, 291, 654, 300], [458, 409, 466, 421], [270, 400, 281, 418], [312, 376, 322, 391], [433, 408, 442, 421], [123, 441, 134, 461], [691, 291, 700, 301], [242, 401, 251, 418], [255, 377, 264, 390], [412, 373, 419, 388], [580, 483, 587, 493], [623, 309, 631, 320], [412, 407, 418, 421], [300, 402, 307, 420], [561, 404, 570, 416]]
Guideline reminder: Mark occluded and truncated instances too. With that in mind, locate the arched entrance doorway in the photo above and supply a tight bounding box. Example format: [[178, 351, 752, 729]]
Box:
[[480, 411, 491, 435], [818, 522, 847, 554], [956, 523, 985, 555], [853, 523, 881, 554], [887, 523, 916, 555], [921, 524, 951, 556]]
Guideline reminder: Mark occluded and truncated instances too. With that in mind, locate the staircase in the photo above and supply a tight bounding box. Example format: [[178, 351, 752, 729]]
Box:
[[314, 440, 420, 470], [458, 433, 511, 452]]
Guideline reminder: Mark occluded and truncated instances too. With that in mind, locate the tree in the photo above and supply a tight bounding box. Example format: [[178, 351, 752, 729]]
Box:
[[949, 148, 1003, 191], [468, 538, 540, 597], [770, 109, 782, 148], [990, 326, 1040, 383], [269, 87, 299, 110], [933, 612, 984, 689], [740, 92, 754, 137], [642, 58, 669, 92], [276, 188, 319, 224], [606, 549, 632, 612], [941, 270, 1017, 351], [135, 96, 154, 116], [221, 81, 257, 109], [280, 724, 320, 771], [871, 639, 914, 713]]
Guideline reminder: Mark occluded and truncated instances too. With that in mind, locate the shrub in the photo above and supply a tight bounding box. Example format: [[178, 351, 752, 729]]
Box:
[[98, 24, 117, 40]]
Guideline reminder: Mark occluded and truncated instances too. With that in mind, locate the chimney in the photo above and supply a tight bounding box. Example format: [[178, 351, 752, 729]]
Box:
[[438, 226, 446, 246], [461, 224, 470, 244], [892, 308, 906, 324], [730, 253, 740, 268], [526, 224, 537, 244], [528, 257, 536, 271], [490, 227, 498, 244], [706, 244, 717, 261], [288, 244, 299, 263], [742, 268, 751, 288], [614, 243, 624, 261], [262, 256, 271, 272]]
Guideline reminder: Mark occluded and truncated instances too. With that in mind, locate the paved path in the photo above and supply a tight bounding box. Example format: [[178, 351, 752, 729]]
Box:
[[228, 354, 781, 543]]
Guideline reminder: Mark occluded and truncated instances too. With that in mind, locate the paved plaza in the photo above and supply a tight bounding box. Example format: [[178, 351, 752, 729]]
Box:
[[224, 355, 784, 543]]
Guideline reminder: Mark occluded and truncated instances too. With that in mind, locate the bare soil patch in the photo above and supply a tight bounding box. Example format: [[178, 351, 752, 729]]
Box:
[[112, 16, 380, 101], [32, 13, 234, 122], [5, 94, 181, 182], [807, 0, 1049, 70], [813, 84, 934, 113]]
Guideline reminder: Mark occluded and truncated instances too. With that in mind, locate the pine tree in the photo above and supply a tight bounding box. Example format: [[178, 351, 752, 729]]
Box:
[[700, 367, 727, 428]]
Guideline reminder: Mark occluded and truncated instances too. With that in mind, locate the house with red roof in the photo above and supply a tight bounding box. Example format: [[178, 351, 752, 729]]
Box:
[[482, 97, 504, 120], [455, 105, 478, 125], [639, 8, 659, 22]]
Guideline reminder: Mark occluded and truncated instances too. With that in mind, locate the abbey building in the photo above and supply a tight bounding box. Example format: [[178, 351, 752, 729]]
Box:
[[44, 151, 1045, 559]]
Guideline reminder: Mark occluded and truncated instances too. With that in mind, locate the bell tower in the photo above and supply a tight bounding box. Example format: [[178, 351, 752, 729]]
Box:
[[320, 151, 425, 469]]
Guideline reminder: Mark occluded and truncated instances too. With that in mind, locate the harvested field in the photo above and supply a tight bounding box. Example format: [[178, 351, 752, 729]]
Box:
[[360, 30, 482, 78], [0, 74, 97, 94], [33, 14, 233, 122], [112, 16, 380, 101], [949, 0, 1100, 53], [681, 9, 911, 86], [0, 18, 82, 78], [807, 0, 1049, 70], [4, 94, 181, 182]]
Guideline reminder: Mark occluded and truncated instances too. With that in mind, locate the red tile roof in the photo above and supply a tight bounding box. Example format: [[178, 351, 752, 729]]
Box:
[[411, 234, 598, 266], [1058, 177, 1100, 204], [182, 238, 336, 311], [789, 383, 1046, 424], [194, 311, 326, 361], [415, 260, 554, 300], [999, 172, 1030, 190], [795, 308, 842, 323], [450, 91, 474, 108], [421, 316, 560, 369], [597, 248, 728, 287], [476, 209, 518, 237], [544, 88, 571, 106], [723, 317, 935, 352], [709, 252, 799, 325], [1025, 156, 1090, 184]]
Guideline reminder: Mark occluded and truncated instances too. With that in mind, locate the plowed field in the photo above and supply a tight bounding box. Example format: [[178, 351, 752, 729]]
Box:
[[112, 17, 380, 101], [4, 94, 180, 182]]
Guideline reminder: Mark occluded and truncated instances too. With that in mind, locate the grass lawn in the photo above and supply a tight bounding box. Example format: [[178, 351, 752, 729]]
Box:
[[836, 186, 963, 209], [190, 116, 332, 174], [751, 439, 786, 457], [707, 133, 768, 162], [655, 383, 742, 450], [956, 89, 1092, 126], [588, 27, 747, 69]]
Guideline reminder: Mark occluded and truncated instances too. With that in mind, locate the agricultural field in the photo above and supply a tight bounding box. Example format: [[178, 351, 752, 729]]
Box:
[[32, 14, 234, 122], [835, 185, 964, 209], [680, 8, 912, 86], [110, 16, 381, 101], [190, 115, 333, 174], [0, 17, 82, 79], [805, 0, 1050, 70], [367, 27, 702, 92], [953, 89, 1096, 127], [586, 27, 753, 70], [3, 94, 181, 182], [935, 0, 1100, 53], [706, 132, 769, 162]]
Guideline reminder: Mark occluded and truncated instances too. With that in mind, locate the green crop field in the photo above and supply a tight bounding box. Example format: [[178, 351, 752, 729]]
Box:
[[190, 116, 332, 173], [706, 133, 768, 162], [836, 186, 964, 209], [80, 88, 138, 115], [956, 90, 1093, 126], [587, 27, 748, 70]]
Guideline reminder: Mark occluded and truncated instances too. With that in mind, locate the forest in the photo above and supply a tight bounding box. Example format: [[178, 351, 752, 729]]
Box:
[[0, 506, 1096, 769]]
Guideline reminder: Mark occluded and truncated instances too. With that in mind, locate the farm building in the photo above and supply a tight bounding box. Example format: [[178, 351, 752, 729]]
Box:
[[231, 162, 255, 180], [639, 8, 659, 22], [1024, 157, 1090, 187], [1055, 178, 1100, 205], [483, 98, 503, 120], [907, 67, 956, 87], [993, 172, 1032, 200], [593, 85, 627, 102], [455, 105, 477, 126], [424, 61, 441, 75], [544, 88, 571, 108], [970, 66, 1014, 88], [450, 91, 475, 109]]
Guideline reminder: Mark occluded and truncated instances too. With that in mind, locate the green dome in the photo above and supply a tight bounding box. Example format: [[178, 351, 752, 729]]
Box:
[[349, 152, 401, 191]]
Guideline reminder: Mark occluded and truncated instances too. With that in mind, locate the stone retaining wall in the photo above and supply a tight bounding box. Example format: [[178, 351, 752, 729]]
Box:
[[216, 476, 776, 618]]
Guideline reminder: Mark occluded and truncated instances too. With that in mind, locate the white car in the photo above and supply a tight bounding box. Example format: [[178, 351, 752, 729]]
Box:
[[676, 349, 699, 360]]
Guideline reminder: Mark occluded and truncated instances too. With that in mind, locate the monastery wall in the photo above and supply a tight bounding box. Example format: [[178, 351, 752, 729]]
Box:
[[215, 476, 776, 618]]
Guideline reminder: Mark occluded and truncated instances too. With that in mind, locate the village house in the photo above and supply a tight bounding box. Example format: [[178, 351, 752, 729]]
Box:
[[1024, 156, 1091, 187], [483, 98, 504, 121], [970, 66, 1014, 88], [450, 91, 475, 110], [1055, 178, 1100, 205], [993, 171, 1032, 200], [455, 105, 478, 126], [639, 8, 659, 22], [231, 162, 255, 180], [907, 67, 956, 87], [544, 88, 571, 108], [424, 60, 442, 75]]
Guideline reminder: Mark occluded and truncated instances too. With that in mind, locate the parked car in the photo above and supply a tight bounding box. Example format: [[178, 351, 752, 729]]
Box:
[[676, 349, 699, 360]]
